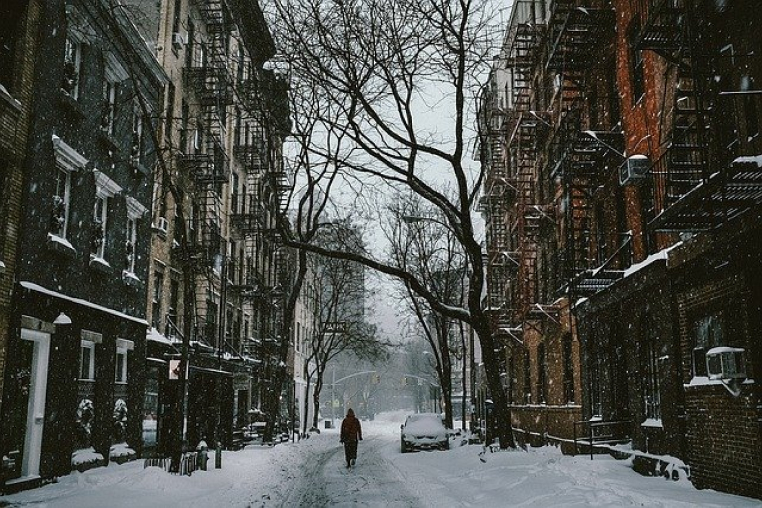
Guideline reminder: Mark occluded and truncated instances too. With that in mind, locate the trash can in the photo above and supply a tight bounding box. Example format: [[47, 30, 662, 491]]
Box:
[[324, 420, 332, 429]]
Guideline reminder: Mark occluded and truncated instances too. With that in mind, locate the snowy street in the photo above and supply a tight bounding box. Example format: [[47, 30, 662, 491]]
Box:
[[1, 412, 757, 508]]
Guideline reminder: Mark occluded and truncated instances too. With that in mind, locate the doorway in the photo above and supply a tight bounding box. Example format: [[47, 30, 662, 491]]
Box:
[[20, 328, 51, 479]]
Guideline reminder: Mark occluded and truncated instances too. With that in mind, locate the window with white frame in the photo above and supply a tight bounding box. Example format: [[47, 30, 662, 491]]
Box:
[[62, 35, 82, 98], [79, 330, 102, 381], [131, 103, 143, 164], [92, 171, 122, 260], [102, 79, 117, 135], [51, 136, 88, 241], [115, 338, 134, 383], [125, 196, 147, 274], [53, 167, 72, 238], [80, 340, 95, 380]]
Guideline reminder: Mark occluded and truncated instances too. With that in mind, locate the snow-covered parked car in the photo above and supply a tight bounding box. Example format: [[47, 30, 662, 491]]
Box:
[[400, 413, 449, 453]]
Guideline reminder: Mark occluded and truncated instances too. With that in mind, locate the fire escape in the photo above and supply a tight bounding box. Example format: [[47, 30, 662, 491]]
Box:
[[639, 0, 762, 231], [505, 2, 544, 323], [177, 0, 234, 345], [479, 80, 515, 334], [546, 0, 621, 299]]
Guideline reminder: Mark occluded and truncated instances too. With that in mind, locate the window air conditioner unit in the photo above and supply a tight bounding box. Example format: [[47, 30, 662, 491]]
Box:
[[172, 32, 185, 51], [706, 347, 747, 380], [155, 216, 169, 234], [619, 154, 650, 185]]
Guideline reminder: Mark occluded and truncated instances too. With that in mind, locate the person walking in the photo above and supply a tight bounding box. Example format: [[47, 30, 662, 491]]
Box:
[[340, 408, 363, 468]]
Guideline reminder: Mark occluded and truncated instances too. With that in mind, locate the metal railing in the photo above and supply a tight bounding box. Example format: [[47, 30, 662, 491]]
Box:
[[573, 419, 631, 459], [144, 451, 200, 476]]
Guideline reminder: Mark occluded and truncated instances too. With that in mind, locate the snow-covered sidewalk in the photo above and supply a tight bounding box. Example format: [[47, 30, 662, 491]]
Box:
[[1, 412, 757, 507]]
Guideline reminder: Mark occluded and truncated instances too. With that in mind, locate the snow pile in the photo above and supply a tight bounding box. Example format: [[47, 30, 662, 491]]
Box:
[[71, 447, 105, 470], [109, 443, 136, 460], [4, 413, 758, 507]]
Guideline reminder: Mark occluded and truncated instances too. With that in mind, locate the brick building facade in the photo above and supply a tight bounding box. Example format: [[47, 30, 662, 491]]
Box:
[[480, 0, 761, 499], [0, 0, 42, 427]]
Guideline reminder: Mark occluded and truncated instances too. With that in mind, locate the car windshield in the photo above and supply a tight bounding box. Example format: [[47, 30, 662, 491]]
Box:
[[404, 414, 445, 432]]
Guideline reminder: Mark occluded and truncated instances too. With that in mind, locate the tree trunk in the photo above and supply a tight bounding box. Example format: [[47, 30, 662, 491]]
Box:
[[473, 318, 514, 448], [311, 377, 323, 430]]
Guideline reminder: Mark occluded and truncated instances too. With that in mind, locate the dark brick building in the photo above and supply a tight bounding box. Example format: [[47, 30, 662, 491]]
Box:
[[0, 0, 41, 433], [0, 0, 166, 491]]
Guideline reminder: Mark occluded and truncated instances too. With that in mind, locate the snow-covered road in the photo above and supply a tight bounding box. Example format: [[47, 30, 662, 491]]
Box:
[[282, 433, 421, 507], [2, 411, 758, 507]]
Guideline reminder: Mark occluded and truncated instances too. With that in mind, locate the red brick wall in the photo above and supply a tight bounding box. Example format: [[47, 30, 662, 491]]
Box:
[[676, 269, 761, 499]]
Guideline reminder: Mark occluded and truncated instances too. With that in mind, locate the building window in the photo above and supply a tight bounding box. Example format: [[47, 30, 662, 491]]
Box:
[[692, 313, 724, 377], [628, 20, 644, 103], [80, 340, 95, 380], [131, 104, 143, 165], [52, 166, 72, 238], [589, 346, 602, 418], [537, 343, 547, 404], [165, 82, 176, 142], [62, 36, 82, 98], [0, 0, 26, 91], [125, 196, 147, 275], [115, 339, 134, 384], [180, 100, 189, 151], [102, 79, 117, 136], [153, 265, 165, 329], [51, 136, 88, 241], [92, 171, 123, 261], [523, 349, 531, 404], [642, 320, 661, 421], [562, 334, 575, 403], [92, 196, 107, 257], [125, 217, 137, 272], [171, 0, 182, 36]]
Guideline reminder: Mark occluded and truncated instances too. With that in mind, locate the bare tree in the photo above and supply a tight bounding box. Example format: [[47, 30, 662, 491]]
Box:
[[385, 196, 467, 429], [270, 0, 515, 447]]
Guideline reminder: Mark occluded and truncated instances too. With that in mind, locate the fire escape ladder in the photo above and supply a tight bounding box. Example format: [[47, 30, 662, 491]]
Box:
[[635, 0, 684, 62], [649, 4, 712, 230]]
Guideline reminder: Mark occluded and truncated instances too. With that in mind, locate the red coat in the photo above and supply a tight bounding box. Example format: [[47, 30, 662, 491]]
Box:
[[340, 415, 362, 442]]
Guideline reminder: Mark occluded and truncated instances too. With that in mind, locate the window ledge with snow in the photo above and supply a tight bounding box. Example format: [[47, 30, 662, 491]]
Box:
[[89, 254, 112, 274], [47, 233, 77, 258], [685, 376, 755, 389], [122, 270, 142, 287], [640, 418, 663, 428]]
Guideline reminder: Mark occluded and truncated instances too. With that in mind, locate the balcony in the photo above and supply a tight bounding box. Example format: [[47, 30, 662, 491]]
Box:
[[182, 65, 233, 107], [177, 146, 229, 185], [229, 269, 264, 296], [635, 0, 684, 58], [546, 0, 615, 72], [230, 196, 266, 234], [649, 151, 762, 231], [173, 218, 223, 265], [233, 137, 266, 172]]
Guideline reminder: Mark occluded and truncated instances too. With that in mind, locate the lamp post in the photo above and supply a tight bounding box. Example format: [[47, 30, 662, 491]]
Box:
[[214, 252, 228, 469]]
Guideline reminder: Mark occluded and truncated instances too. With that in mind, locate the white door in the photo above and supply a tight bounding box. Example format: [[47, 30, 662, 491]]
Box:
[[21, 328, 51, 479]]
